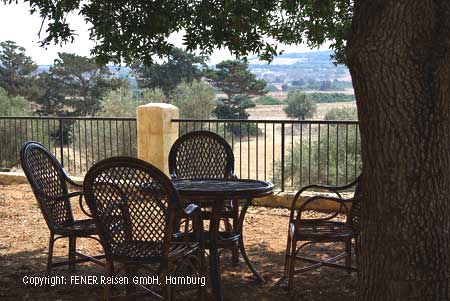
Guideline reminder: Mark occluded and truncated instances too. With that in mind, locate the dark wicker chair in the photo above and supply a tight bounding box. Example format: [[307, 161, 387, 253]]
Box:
[[19, 141, 104, 275], [83, 157, 205, 300], [168, 130, 240, 264], [284, 175, 362, 290]]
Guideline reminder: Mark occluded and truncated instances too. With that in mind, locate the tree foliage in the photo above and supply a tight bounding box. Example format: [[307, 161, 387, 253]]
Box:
[[171, 80, 216, 119], [5, 1, 351, 65], [0, 87, 32, 168], [138, 88, 167, 104], [99, 86, 146, 117], [33, 72, 66, 115], [283, 90, 317, 120], [206, 60, 266, 100], [49, 52, 125, 116], [134, 48, 206, 96], [206, 60, 264, 119], [0, 40, 38, 100], [0, 87, 31, 116], [100, 80, 215, 119]]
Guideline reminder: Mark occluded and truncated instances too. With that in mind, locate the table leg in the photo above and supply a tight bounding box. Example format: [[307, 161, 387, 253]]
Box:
[[209, 199, 225, 301], [231, 199, 240, 265], [237, 198, 265, 282]]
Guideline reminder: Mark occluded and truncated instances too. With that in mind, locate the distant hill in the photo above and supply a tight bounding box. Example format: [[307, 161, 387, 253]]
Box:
[[248, 50, 351, 85], [35, 50, 351, 89]]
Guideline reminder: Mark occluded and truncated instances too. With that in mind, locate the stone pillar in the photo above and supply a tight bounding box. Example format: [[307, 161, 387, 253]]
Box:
[[136, 103, 179, 175]]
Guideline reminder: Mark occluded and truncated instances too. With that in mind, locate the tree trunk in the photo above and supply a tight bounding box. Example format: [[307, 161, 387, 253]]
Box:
[[346, 1, 450, 299]]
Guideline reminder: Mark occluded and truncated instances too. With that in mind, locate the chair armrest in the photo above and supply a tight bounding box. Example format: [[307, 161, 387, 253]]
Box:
[[297, 176, 361, 196], [289, 175, 361, 221], [63, 176, 88, 214], [35, 189, 93, 218], [76, 193, 92, 218], [297, 184, 342, 195], [296, 195, 356, 223], [289, 188, 340, 222], [35, 189, 82, 202]]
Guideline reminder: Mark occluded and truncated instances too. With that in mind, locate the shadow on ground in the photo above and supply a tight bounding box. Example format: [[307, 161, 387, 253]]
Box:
[[0, 185, 356, 300]]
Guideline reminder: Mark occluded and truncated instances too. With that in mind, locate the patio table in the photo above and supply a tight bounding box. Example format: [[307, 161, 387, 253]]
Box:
[[172, 178, 274, 301]]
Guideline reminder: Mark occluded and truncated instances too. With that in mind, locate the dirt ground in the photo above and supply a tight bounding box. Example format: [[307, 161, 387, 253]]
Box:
[[0, 184, 356, 300]]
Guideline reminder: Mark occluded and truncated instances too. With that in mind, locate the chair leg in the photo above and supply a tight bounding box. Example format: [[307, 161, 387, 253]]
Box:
[[223, 218, 239, 265], [284, 231, 292, 277], [345, 239, 352, 273], [287, 238, 297, 291], [68, 236, 76, 272], [164, 284, 173, 301], [197, 245, 207, 301], [46, 233, 55, 276], [125, 266, 137, 300], [160, 262, 173, 301]]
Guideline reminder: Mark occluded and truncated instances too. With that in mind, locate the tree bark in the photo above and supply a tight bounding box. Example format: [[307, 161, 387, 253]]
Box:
[[346, 1, 450, 299]]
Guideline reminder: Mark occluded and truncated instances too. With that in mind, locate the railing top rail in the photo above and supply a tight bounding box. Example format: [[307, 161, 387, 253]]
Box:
[[172, 118, 358, 124], [0, 116, 137, 121]]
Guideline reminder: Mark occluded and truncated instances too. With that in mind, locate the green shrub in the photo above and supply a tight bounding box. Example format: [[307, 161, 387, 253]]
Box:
[[0, 88, 32, 168], [307, 93, 355, 103], [99, 86, 154, 117], [274, 124, 361, 188], [264, 84, 280, 92], [325, 107, 358, 120], [171, 80, 216, 119], [255, 96, 283, 105], [284, 90, 317, 120], [74, 119, 137, 171]]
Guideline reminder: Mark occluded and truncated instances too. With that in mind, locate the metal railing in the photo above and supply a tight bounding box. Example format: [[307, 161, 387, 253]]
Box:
[[0, 116, 137, 175], [0, 116, 361, 191], [172, 119, 361, 191]]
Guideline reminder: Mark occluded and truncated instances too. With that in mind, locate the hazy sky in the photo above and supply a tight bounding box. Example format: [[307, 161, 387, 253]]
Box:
[[0, 3, 327, 65]]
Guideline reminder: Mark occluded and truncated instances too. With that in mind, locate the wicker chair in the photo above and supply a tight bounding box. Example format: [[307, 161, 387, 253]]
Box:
[[19, 141, 104, 275], [284, 175, 362, 290], [83, 157, 206, 300], [168, 130, 240, 264]]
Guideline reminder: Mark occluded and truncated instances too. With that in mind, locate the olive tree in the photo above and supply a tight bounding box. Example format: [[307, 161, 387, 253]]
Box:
[[170, 80, 216, 119]]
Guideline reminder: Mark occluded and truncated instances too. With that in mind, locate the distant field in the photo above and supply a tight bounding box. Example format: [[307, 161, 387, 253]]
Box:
[[247, 101, 357, 120]]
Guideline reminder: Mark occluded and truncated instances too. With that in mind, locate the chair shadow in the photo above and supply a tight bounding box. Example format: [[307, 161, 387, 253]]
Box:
[[0, 247, 104, 300], [218, 242, 357, 301], [0, 241, 356, 301]]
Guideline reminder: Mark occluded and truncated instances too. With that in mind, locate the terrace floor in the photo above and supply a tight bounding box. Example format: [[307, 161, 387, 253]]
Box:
[[0, 184, 356, 300]]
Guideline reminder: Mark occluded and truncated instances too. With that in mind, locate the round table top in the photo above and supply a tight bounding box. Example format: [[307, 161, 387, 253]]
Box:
[[172, 178, 274, 200]]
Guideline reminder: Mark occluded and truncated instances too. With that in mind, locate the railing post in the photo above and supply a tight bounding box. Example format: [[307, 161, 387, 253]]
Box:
[[136, 103, 179, 175], [281, 123, 285, 191], [59, 119, 64, 167]]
